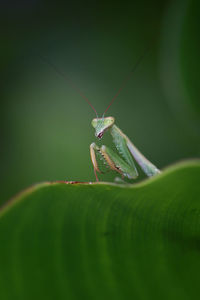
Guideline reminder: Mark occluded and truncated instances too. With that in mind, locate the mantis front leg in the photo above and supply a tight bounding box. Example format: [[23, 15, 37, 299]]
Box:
[[90, 142, 139, 181]]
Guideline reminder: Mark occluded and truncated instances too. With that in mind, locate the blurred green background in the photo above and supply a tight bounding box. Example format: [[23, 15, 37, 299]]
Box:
[[0, 0, 199, 204]]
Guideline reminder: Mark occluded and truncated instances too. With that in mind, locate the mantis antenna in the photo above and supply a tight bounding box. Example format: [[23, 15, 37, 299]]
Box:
[[39, 55, 98, 118], [40, 46, 150, 118], [103, 47, 151, 116]]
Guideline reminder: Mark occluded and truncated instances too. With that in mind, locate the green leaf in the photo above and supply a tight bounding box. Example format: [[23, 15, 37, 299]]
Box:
[[0, 160, 200, 300]]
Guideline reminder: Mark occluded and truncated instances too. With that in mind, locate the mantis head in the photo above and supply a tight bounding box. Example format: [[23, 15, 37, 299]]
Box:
[[91, 117, 115, 139]]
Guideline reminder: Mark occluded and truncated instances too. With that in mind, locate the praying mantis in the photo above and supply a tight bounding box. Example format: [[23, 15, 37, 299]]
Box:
[[42, 53, 161, 182], [90, 116, 160, 181]]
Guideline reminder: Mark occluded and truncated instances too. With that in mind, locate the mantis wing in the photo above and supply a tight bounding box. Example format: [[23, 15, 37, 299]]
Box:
[[110, 125, 160, 177]]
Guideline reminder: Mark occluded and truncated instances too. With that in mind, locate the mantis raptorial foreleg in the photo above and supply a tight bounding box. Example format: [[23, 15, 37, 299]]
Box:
[[90, 117, 161, 181], [90, 142, 138, 180]]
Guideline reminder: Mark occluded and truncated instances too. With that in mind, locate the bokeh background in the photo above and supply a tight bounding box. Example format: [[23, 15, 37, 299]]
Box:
[[0, 0, 199, 204]]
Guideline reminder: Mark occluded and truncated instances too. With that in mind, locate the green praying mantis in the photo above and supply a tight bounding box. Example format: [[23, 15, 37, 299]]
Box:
[[43, 53, 161, 182], [90, 116, 160, 181]]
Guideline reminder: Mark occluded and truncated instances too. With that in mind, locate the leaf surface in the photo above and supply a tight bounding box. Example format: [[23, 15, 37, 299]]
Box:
[[0, 160, 200, 300]]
